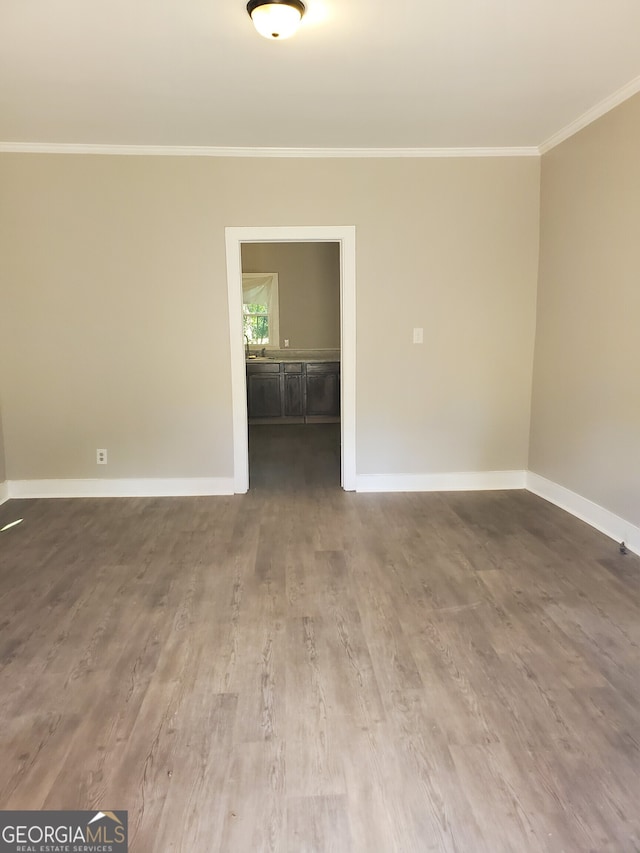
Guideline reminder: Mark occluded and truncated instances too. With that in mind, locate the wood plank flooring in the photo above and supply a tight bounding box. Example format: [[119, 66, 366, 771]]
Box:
[[1, 426, 639, 851]]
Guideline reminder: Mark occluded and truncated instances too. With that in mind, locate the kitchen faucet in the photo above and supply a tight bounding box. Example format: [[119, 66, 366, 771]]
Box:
[[244, 336, 267, 359]]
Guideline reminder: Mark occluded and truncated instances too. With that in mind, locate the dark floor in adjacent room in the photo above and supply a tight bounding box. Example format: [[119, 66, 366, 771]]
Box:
[[249, 423, 341, 491], [0, 429, 639, 851]]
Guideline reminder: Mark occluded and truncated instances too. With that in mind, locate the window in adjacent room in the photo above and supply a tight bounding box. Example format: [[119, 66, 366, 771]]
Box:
[[242, 273, 280, 347]]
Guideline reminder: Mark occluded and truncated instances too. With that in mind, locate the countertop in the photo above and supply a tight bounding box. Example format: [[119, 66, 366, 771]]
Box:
[[246, 349, 340, 364]]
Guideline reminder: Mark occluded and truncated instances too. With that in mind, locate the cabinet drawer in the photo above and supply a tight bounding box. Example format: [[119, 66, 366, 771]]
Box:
[[246, 361, 280, 374], [283, 362, 303, 374], [305, 361, 340, 373]]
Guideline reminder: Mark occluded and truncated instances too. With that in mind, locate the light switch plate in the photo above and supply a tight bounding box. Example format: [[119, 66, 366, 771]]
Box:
[[413, 327, 424, 344]]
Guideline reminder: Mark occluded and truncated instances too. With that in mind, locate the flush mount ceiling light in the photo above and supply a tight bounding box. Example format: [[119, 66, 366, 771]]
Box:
[[247, 0, 306, 39]]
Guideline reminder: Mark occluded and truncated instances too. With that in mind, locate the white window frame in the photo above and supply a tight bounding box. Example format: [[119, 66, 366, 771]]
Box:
[[242, 272, 280, 349]]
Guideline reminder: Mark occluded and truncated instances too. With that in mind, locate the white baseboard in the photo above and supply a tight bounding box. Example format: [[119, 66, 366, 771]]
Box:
[[355, 469, 640, 558], [7, 477, 235, 499], [526, 472, 640, 557], [5, 472, 638, 558], [356, 470, 526, 493]]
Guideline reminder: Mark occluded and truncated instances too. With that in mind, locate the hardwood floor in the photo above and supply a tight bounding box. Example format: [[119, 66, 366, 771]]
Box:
[[1, 433, 639, 851]]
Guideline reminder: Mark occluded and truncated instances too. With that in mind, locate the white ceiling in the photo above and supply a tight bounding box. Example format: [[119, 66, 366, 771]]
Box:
[[1, 0, 640, 152]]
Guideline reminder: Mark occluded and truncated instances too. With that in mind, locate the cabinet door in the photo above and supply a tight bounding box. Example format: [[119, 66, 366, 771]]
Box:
[[305, 370, 340, 417], [247, 374, 282, 418], [283, 374, 304, 417]]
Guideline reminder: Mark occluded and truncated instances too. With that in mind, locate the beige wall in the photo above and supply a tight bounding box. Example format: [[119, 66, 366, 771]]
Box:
[[0, 154, 540, 481], [530, 94, 640, 526], [241, 242, 340, 349]]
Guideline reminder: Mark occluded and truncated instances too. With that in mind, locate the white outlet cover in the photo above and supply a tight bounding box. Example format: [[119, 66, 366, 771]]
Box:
[[413, 327, 424, 344]]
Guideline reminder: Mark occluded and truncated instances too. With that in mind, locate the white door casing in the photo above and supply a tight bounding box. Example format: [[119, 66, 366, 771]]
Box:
[[225, 226, 356, 492]]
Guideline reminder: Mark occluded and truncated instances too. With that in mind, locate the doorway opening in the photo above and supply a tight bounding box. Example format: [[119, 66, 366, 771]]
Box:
[[225, 226, 356, 493]]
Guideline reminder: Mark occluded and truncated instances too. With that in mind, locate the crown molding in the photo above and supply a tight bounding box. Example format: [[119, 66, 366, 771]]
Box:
[[539, 73, 640, 154], [2, 73, 640, 159], [0, 142, 540, 159]]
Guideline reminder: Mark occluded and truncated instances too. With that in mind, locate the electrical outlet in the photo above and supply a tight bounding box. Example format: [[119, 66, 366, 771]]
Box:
[[413, 327, 424, 344], [284, 339, 290, 348], [96, 448, 108, 465]]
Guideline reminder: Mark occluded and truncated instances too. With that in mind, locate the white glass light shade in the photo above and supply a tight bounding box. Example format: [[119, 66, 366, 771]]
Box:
[[249, 2, 304, 39]]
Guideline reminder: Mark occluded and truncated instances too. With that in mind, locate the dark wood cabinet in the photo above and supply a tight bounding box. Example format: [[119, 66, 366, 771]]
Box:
[[283, 374, 304, 417], [247, 360, 340, 423], [247, 373, 282, 418], [305, 362, 340, 419], [246, 362, 283, 419]]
